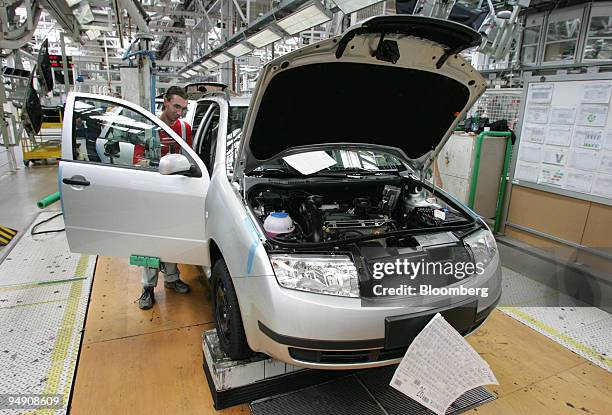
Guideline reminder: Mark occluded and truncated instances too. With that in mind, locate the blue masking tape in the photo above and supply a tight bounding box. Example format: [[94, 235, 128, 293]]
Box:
[[243, 217, 260, 276]]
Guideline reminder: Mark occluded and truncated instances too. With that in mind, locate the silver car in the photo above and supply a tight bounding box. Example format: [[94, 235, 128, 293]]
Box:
[[60, 16, 500, 370]]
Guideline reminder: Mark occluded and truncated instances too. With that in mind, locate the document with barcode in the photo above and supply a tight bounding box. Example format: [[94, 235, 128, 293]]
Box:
[[389, 313, 498, 415]]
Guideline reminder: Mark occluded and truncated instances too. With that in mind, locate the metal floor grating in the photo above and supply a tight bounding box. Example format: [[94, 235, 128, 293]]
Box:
[[250, 365, 496, 415], [0, 211, 96, 414], [499, 267, 612, 372]]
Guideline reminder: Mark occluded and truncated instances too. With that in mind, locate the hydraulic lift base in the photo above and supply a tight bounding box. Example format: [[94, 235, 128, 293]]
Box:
[[202, 330, 352, 410]]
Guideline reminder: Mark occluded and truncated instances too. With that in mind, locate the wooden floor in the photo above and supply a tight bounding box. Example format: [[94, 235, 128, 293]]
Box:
[[69, 257, 612, 414]]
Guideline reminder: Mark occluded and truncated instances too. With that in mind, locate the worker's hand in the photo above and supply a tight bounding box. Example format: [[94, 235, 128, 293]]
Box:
[[136, 159, 150, 168]]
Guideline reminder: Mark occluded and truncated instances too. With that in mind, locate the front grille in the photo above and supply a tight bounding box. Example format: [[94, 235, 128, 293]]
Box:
[[289, 346, 408, 365], [288, 318, 485, 365]]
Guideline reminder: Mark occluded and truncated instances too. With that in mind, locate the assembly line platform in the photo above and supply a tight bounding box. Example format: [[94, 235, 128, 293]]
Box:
[[201, 329, 497, 413], [0, 247, 609, 414]]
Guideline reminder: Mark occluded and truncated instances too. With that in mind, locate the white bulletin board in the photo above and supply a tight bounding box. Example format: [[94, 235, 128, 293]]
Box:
[[511, 73, 612, 205]]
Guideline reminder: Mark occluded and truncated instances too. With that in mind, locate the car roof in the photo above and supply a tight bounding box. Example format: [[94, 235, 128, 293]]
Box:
[[193, 93, 251, 106], [229, 95, 251, 107], [156, 94, 250, 107]]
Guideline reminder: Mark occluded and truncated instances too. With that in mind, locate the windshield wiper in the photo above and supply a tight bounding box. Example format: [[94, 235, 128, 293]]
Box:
[[312, 168, 398, 177], [250, 168, 304, 178]]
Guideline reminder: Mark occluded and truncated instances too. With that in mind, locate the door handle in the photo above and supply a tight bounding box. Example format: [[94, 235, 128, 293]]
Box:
[[63, 177, 90, 186]]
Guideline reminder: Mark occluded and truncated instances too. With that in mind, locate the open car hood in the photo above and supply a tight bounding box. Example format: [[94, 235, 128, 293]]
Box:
[[236, 15, 486, 176]]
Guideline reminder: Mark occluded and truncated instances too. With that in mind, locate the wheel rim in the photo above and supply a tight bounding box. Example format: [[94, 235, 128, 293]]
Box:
[[215, 280, 231, 343]]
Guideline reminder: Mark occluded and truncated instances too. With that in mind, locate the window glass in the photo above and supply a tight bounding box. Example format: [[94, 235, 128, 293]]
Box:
[[544, 41, 578, 61], [584, 14, 612, 60], [228, 106, 248, 134], [193, 101, 213, 132], [197, 106, 220, 172], [72, 97, 178, 170], [546, 19, 581, 41], [544, 18, 580, 62], [584, 38, 612, 60], [254, 149, 406, 174], [521, 45, 538, 64], [588, 16, 612, 37], [523, 25, 541, 45], [225, 106, 248, 177]]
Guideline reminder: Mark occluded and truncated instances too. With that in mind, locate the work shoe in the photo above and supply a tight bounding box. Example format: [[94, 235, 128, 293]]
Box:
[[138, 287, 155, 310], [164, 279, 191, 294]]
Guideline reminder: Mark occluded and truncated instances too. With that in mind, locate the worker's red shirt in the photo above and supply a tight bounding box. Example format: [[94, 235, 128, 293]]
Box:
[[133, 119, 192, 164], [160, 119, 193, 155]]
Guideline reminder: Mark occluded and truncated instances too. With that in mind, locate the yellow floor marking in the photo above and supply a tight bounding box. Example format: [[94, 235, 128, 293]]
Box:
[[0, 226, 17, 235], [0, 298, 66, 311], [38, 255, 90, 414], [501, 306, 612, 370], [0, 277, 87, 293]]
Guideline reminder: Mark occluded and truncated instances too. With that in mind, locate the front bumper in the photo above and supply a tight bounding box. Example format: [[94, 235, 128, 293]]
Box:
[[261, 295, 497, 368], [233, 255, 501, 370]]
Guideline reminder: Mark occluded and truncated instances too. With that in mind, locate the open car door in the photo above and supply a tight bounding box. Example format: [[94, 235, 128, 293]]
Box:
[[60, 92, 211, 266]]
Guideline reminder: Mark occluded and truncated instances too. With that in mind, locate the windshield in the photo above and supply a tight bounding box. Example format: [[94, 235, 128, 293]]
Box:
[[229, 105, 247, 133], [252, 149, 409, 176], [226, 105, 249, 176]]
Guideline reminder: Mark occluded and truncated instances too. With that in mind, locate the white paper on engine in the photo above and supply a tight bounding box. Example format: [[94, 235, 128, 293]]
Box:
[[282, 151, 337, 175], [389, 313, 498, 415]]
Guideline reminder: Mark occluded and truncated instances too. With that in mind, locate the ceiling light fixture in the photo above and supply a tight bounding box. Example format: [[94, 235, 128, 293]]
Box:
[[276, 2, 332, 35], [246, 28, 282, 48], [331, 0, 384, 15], [211, 53, 233, 64], [226, 43, 253, 57]]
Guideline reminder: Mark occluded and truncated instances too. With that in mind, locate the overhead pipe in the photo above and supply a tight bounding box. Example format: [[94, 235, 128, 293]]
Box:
[[179, 0, 315, 74], [117, 0, 151, 33]]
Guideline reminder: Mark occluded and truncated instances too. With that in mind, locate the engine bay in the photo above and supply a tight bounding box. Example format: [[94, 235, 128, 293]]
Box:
[[246, 177, 472, 244]]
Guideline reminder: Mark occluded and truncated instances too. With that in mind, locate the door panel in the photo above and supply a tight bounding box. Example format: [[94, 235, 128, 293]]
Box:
[[60, 92, 210, 265]]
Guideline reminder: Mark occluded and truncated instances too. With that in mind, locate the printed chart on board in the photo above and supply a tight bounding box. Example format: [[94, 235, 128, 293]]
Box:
[[514, 79, 612, 202]]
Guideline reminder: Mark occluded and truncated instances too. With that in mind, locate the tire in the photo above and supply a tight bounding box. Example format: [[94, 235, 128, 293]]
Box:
[[211, 259, 253, 360]]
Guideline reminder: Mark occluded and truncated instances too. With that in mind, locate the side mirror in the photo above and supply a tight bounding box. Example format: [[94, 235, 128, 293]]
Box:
[[159, 153, 200, 176]]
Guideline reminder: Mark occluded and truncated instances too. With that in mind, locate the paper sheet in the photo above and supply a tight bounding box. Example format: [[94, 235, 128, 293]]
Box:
[[515, 162, 540, 183], [592, 174, 612, 197], [599, 152, 612, 175], [282, 151, 337, 175], [542, 148, 568, 166], [566, 171, 594, 193], [525, 106, 550, 124], [546, 126, 573, 147], [577, 104, 609, 127], [528, 83, 554, 104], [550, 107, 577, 125], [389, 313, 498, 415], [574, 129, 604, 150], [582, 82, 612, 104], [569, 149, 600, 172], [538, 166, 567, 187], [519, 143, 542, 163], [521, 125, 546, 144]]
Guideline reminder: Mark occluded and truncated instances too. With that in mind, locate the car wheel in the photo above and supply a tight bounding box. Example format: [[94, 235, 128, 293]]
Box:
[[211, 259, 253, 360]]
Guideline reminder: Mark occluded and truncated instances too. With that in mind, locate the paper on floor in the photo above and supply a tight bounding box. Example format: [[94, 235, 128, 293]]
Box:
[[390, 313, 498, 415]]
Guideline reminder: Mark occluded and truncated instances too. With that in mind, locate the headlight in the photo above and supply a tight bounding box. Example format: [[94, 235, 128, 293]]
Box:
[[269, 254, 359, 298], [464, 229, 497, 269]]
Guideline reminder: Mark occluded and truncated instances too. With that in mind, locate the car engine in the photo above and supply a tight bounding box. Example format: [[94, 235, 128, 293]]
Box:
[[247, 179, 470, 243]]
